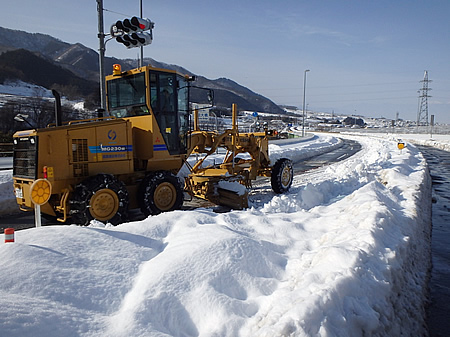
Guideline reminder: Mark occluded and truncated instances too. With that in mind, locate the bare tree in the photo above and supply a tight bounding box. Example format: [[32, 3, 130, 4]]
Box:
[[27, 87, 54, 128], [0, 101, 21, 133]]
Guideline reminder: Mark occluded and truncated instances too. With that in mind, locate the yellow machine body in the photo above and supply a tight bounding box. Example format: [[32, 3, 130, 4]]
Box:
[[12, 64, 292, 224]]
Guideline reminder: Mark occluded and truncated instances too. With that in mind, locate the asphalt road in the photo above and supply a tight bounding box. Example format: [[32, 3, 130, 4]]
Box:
[[0, 157, 13, 170], [293, 138, 360, 174], [417, 145, 450, 337]]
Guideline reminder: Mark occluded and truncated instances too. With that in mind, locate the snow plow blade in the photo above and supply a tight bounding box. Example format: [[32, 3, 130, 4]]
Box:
[[185, 174, 249, 210], [217, 187, 248, 210]]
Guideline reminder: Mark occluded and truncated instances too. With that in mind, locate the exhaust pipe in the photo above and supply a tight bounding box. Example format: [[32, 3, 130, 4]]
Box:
[[52, 89, 62, 127]]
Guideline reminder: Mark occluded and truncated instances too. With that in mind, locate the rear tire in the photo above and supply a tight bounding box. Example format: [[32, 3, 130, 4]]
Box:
[[70, 174, 129, 226], [271, 158, 293, 194], [138, 171, 184, 216]]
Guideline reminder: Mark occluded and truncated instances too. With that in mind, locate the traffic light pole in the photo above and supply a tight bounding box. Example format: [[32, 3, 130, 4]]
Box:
[[97, 0, 107, 110], [140, 0, 143, 67]]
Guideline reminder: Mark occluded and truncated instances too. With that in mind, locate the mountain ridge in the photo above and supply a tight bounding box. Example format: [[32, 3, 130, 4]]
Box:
[[0, 26, 284, 113]]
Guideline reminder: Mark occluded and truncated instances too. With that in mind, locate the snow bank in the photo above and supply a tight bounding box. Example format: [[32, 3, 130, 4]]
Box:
[[346, 131, 450, 152], [0, 133, 434, 336], [245, 135, 432, 336], [403, 135, 450, 152]]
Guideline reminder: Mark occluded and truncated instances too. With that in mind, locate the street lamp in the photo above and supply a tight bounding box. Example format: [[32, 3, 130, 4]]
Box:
[[302, 69, 310, 137]]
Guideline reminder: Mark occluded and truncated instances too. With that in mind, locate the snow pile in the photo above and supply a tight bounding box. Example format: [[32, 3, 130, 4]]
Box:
[[0, 133, 434, 336], [218, 180, 247, 196], [402, 134, 450, 152], [347, 131, 450, 152]]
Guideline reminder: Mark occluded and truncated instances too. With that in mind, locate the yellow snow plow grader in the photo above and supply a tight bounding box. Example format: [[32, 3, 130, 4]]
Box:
[[12, 64, 293, 225]]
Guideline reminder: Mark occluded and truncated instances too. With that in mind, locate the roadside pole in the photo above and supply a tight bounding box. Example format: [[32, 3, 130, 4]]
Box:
[[97, 0, 106, 110], [430, 114, 435, 139], [29, 179, 52, 228]]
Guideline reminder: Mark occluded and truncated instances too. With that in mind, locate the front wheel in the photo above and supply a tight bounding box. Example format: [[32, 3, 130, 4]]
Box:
[[70, 174, 129, 225], [271, 158, 293, 194], [138, 171, 184, 216]]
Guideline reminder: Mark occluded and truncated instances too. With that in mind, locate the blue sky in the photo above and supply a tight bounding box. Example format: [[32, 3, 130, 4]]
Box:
[[2, 0, 450, 122]]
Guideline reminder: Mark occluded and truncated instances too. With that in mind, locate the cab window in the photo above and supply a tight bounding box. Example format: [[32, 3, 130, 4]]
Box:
[[107, 72, 147, 117]]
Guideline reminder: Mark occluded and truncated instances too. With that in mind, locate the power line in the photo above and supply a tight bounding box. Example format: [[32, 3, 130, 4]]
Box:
[[267, 92, 418, 101], [103, 8, 133, 18], [252, 81, 417, 92]]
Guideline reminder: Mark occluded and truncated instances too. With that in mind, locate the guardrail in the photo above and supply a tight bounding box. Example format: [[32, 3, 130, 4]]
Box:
[[0, 143, 13, 157]]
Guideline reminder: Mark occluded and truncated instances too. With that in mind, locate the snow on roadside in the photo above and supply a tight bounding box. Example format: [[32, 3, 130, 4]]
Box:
[[0, 133, 436, 336], [242, 134, 432, 336], [346, 131, 450, 152], [401, 134, 450, 152]]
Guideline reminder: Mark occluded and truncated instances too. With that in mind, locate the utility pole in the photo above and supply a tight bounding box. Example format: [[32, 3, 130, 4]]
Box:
[[430, 114, 435, 139], [417, 70, 432, 127], [97, 0, 106, 110], [302, 69, 310, 137]]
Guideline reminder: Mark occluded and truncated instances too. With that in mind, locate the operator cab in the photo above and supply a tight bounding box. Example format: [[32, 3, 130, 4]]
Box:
[[106, 65, 189, 155]]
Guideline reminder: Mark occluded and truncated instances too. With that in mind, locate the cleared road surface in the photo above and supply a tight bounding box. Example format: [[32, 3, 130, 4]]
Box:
[[417, 145, 450, 337], [0, 157, 12, 170]]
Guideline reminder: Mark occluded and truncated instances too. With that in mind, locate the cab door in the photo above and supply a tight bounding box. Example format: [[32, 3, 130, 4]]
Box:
[[149, 71, 187, 155]]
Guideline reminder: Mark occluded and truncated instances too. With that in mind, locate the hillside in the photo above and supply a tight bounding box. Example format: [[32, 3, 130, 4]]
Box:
[[0, 27, 284, 114], [0, 49, 97, 98]]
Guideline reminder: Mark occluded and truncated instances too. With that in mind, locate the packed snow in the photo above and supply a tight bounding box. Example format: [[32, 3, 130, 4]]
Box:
[[0, 132, 437, 336]]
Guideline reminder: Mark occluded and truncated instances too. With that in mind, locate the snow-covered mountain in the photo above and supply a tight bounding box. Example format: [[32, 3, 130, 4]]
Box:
[[0, 26, 284, 114]]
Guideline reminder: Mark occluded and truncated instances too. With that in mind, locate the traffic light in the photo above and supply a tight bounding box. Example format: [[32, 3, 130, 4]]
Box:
[[110, 17, 154, 49]]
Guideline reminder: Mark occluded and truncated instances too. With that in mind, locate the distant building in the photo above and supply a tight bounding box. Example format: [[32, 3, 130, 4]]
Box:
[[343, 116, 365, 127]]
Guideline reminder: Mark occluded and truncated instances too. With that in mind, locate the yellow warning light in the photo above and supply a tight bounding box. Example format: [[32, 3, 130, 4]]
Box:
[[30, 179, 52, 205], [397, 142, 405, 150], [113, 64, 122, 76]]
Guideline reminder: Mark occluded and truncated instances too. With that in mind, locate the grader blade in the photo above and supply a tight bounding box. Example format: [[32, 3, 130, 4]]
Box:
[[185, 173, 249, 210], [217, 187, 248, 210]]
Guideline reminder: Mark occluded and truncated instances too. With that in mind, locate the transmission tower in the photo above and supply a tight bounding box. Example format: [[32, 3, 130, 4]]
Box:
[[417, 70, 432, 126]]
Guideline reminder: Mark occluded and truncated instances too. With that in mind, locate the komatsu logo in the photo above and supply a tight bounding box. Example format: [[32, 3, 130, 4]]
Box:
[[89, 145, 132, 153], [108, 130, 117, 140]]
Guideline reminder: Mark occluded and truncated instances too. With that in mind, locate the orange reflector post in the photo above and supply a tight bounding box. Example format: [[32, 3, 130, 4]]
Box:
[[4, 228, 14, 243], [30, 179, 52, 206]]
